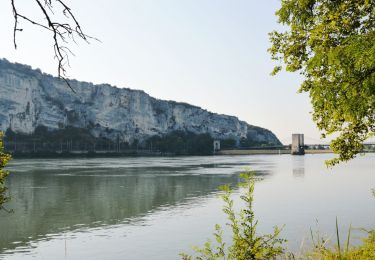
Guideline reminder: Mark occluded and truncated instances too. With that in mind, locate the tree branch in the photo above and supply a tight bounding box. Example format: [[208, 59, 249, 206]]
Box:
[[10, 0, 98, 92]]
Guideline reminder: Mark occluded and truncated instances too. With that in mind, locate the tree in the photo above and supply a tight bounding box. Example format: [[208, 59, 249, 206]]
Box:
[[10, 0, 96, 90], [0, 132, 12, 210], [269, 0, 374, 166]]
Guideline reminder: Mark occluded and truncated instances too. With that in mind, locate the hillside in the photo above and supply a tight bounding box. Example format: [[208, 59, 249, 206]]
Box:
[[0, 58, 281, 154]]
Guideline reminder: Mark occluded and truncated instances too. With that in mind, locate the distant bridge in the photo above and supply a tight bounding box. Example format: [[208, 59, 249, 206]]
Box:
[[223, 142, 375, 151]]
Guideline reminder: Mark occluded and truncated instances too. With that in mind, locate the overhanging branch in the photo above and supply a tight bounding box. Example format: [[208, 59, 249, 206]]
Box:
[[10, 0, 99, 92]]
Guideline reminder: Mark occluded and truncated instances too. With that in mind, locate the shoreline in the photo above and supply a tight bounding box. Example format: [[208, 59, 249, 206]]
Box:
[[217, 149, 333, 155], [7, 149, 374, 159]]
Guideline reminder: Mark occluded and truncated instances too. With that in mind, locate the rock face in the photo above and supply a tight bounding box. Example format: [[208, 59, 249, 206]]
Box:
[[0, 58, 281, 146]]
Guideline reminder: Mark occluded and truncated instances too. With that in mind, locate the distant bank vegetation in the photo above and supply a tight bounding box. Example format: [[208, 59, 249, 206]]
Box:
[[2, 127, 276, 157]]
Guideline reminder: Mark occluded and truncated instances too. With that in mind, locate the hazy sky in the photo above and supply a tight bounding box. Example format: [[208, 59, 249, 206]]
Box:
[[0, 0, 327, 144]]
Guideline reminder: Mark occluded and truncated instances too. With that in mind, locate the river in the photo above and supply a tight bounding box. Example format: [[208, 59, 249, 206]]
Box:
[[0, 154, 374, 259]]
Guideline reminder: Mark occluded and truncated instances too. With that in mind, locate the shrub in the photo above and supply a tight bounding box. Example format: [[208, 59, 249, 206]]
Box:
[[181, 172, 286, 260], [0, 132, 12, 210]]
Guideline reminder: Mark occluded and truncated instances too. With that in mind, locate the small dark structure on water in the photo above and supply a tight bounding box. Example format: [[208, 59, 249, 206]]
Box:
[[213, 140, 221, 154]]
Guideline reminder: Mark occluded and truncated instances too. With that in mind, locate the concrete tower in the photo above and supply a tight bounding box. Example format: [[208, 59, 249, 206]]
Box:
[[291, 134, 305, 155]]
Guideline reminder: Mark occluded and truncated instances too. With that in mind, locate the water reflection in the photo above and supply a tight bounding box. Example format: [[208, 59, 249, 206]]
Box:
[[3, 155, 374, 260], [0, 157, 271, 253], [292, 156, 305, 179]]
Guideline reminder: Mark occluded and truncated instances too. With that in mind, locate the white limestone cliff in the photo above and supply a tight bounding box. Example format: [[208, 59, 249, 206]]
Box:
[[0, 59, 281, 146]]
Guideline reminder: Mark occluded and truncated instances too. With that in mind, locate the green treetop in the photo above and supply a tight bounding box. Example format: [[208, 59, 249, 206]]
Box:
[[269, 0, 375, 166]]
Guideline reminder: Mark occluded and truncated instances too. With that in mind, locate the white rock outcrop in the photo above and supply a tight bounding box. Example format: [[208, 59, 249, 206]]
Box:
[[0, 59, 281, 145]]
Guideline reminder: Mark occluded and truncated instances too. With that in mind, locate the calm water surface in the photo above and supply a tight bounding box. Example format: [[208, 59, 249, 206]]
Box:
[[0, 154, 374, 259]]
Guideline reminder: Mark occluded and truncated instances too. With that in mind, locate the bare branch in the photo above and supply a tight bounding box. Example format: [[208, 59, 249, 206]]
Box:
[[11, 0, 19, 49], [10, 0, 98, 92]]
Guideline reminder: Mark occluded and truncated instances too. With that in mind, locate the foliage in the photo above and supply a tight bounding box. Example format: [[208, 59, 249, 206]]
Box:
[[269, 0, 375, 166], [146, 131, 214, 155], [303, 227, 375, 259], [4, 126, 131, 154], [181, 172, 286, 260], [239, 137, 275, 148], [0, 132, 12, 210], [349, 230, 375, 259], [6, 126, 96, 144], [220, 139, 237, 149]]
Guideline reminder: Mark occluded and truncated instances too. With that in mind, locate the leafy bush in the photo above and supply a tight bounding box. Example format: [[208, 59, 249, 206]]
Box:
[[302, 227, 375, 260], [220, 139, 237, 149], [146, 131, 214, 155], [0, 132, 12, 210], [181, 172, 286, 259]]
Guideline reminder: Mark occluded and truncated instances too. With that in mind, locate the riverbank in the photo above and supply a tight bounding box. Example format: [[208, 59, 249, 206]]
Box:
[[7, 149, 375, 158], [8, 150, 166, 159], [217, 149, 333, 155], [7, 149, 325, 158]]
